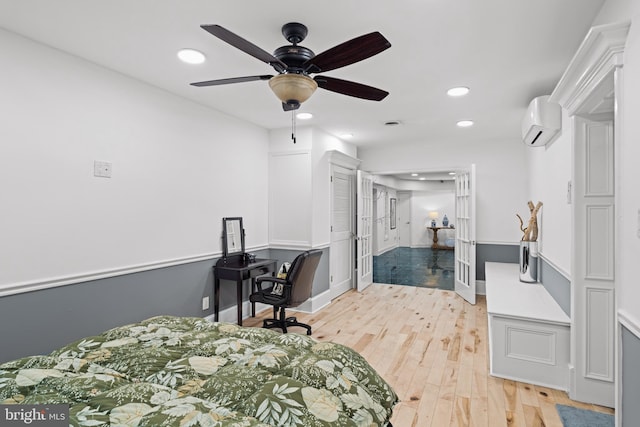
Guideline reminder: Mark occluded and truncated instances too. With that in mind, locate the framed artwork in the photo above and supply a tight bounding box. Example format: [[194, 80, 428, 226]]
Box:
[[390, 198, 397, 229]]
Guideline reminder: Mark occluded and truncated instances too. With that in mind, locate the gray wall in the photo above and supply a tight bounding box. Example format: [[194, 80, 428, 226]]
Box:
[[539, 258, 571, 316], [622, 325, 640, 427], [0, 258, 216, 363], [0, 247, 332, 363], [476, 243, 519, 280], [268, 247, 330, 297]]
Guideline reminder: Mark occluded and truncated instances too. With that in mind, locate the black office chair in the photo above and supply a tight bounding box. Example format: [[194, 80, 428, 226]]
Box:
[[249, 250, 322, 335]]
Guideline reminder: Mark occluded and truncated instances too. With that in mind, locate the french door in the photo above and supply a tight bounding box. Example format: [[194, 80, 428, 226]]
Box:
[[356, 170, 373, 291], [454, 165, 476, 304]]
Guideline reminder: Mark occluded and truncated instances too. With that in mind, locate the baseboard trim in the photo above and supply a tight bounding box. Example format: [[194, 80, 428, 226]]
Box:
[[476, 280, 486, 296], [489, 369, 569, 393], [204, 289, 332, 324]]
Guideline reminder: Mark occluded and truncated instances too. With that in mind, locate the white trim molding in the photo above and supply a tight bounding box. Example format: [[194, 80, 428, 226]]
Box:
[[328, 150, 361, 170], [619, 309, 640, 339], [206, 289, 332, 324], [0, 244, 270, 298], [539, 253, 571, 281], [269, 242, 330, 251], [268, 241, 313, 250], [0, 251, 221, 298], [550, 21, 630, 114]]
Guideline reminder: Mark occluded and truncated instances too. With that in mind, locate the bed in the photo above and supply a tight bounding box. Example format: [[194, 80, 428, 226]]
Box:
[[0, 315, 397, 426]]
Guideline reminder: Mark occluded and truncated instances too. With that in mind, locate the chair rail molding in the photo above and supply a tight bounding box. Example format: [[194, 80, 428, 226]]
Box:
[[0, 252, 221, 298], [550, 21, 630, 115]]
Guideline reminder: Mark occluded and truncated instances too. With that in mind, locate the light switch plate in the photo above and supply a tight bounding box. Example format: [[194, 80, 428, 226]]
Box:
[[94, 161, 112, 178]]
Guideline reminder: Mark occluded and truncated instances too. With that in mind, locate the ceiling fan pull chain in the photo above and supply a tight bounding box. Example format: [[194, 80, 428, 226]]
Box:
[[291, 109, 297, 144]]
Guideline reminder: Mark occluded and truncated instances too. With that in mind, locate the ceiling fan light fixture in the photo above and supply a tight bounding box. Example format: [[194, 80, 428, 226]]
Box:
[[269, 74, 318, 104]]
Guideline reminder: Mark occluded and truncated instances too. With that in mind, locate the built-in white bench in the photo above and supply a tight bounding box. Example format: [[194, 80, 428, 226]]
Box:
[[485, 262, 570, 391]]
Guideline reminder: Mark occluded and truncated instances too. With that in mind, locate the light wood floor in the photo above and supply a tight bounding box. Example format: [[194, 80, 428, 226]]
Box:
[[243, 284, 614, 427]]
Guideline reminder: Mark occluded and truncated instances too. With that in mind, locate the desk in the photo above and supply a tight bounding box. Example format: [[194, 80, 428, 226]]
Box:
[[428, 226, 454, 250], [213, 256, 278, 326]]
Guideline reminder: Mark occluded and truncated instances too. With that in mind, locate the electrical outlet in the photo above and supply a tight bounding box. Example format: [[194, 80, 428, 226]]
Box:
[[202, 296, 210, 311]]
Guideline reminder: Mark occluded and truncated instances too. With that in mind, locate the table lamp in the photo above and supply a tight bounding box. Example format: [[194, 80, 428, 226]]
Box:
[[428, 211, 439, 227]]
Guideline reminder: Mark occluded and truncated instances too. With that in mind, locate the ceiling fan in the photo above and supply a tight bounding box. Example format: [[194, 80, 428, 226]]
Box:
[[191, 22, 391, 111]]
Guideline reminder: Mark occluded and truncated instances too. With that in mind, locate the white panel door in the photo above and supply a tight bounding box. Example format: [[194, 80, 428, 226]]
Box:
[[398, 193, 412, 247], [330, 167, 354, 299], [356, 170, 373, 292], [454, 165, 476, 305], [572, 117, 615, 407]]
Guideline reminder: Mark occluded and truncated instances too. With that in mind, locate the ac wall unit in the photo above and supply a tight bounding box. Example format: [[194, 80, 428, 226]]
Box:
[[522, 95, 561, 146]]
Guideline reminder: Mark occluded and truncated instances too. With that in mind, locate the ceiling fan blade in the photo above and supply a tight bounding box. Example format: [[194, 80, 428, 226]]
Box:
[[190, 75, 273, 87], [314, 76, 389, 101], [201, 25, 287, 72], [304, 32, 391, 73]]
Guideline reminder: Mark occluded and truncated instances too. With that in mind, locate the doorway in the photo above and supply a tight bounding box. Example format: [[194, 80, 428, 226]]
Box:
[[330, 165, 355, 299], [570, 76, 617, 407], [367, 170, 472, 295], [397, 192, 411, 247]]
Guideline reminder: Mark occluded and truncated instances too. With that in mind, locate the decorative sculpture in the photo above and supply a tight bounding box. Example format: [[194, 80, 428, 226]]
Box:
[[517, 201, 543, 242]]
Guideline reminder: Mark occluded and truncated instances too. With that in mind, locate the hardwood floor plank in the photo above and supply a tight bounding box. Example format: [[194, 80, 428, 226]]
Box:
[[523, 404, 546, 427], [470, 396, 489, 427], [451, 396, 471, 427], [242, 284, 611, 426]]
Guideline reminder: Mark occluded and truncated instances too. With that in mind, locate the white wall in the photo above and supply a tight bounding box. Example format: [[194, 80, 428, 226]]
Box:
[[373, 185, 398, 255], [359, 138, 529, 244], [268, 126, 356, 249], [0, 29, 270, 292], [538, 0, 640, 331], [411, 191, 456, 247], [311, 129, 357, 247], [526, 109, 573, 275], [591, 1, 640, 327]]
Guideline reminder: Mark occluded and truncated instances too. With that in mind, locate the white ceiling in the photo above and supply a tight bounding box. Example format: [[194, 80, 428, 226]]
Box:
[[0, 0, 605, 148]]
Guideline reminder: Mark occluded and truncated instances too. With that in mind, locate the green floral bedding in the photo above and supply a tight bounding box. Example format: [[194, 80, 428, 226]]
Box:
[[0, 316, 397, 426]]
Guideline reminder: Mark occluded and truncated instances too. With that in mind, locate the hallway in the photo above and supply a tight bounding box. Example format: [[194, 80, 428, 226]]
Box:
[[373, 247, 454, 289]]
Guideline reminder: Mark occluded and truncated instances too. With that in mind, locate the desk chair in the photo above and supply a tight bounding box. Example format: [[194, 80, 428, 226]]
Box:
[[249, 250, 322, 335]]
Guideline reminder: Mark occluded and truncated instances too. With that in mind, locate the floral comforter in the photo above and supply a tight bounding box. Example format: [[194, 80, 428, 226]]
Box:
[[0, 316, 397, 426]]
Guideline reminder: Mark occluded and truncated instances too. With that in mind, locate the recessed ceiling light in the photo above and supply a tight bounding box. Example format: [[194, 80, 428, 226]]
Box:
[[340, 133, 354, 139], [447, 86, 470, 97], [177, 48, 206, 64], [411, 173, 418, 177], [419, 177, 426, 181], [449, 172, 456, 175], [296, 112, 313, 120], [457, 120, 474, 128]]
